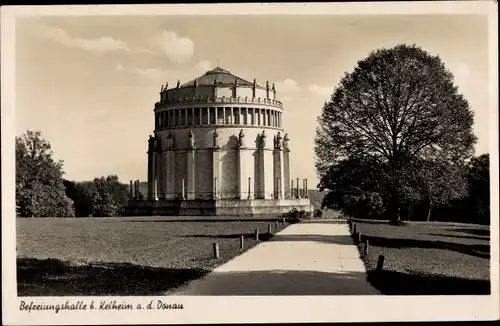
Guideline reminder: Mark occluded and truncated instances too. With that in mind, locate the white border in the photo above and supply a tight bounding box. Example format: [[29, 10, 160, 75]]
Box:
[[2, 2, 499, 324]]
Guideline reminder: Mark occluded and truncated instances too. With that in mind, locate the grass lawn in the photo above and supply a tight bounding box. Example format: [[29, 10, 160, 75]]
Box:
[[351, 220, 490, 295], [16, 216, 286, 296]]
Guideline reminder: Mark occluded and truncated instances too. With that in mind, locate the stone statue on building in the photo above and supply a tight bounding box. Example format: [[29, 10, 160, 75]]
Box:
[[188, 130, 195, 149], [213, 129, 219, 148], [283, 133, 289, 151], [238, 129, 245, 148], [260, 130, 267, 149], [148, 135, 156, 152], [276, 132, 282, 150], [166, 131, 175, 149]]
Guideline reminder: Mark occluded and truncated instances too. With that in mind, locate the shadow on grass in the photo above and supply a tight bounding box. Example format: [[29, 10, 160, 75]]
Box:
[[367, 270, 490, 295], [17, 258, 209, 296], [363, 235, 490, 259], [448, 228, 490, 237], [427, 233, 490, 241]]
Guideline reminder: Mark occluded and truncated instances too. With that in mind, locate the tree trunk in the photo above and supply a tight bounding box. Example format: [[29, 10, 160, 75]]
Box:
[[408, 204, 413, 221], [427, 204, 433, 222]]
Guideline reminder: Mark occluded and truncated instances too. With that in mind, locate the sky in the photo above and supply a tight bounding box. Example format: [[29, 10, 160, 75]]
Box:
[[15, 14, 491, 187]]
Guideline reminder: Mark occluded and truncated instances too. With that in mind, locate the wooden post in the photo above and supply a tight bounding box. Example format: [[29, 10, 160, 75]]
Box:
[[352, 224, 357, 235], [364, 240, 369, 255], [213, 243, 219, 260], [358, 232, 362, 244], [275, 221, 279, 230], [376, 255, 385, 271], [240, 235, 244, 250], [255, 228, 259, 240], [268, 224, 272, 235], [282, 217, 286, 224]]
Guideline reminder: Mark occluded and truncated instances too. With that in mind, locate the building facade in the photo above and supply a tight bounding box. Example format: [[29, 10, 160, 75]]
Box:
[[126, 67, 313, 216]]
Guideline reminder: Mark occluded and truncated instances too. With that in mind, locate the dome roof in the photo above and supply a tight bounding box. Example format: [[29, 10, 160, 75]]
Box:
[[179, 67, 262, 88]]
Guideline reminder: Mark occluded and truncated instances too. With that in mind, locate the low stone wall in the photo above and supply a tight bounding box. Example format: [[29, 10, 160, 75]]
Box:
[[124, 198, 313, 217]]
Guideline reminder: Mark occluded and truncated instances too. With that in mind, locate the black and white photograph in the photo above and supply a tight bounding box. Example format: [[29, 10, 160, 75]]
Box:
[[1, 2, 498, 324]]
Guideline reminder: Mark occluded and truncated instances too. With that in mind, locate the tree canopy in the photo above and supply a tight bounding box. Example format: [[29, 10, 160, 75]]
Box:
[[315, 44, 477, 222], [64, 176, 129, 217], [16, 130, 74, 217]]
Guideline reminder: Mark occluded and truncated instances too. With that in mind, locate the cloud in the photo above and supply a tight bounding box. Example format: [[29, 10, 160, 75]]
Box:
[[137, 48, 154, 54], [275, 78, 300, 93], [37, 24, 130, 54], [131, 67, 167, 80], [153, 30, 194, 64], [308, 84, 332, 97], [115, 64, 124, 71], [195, 60, 212, 71]]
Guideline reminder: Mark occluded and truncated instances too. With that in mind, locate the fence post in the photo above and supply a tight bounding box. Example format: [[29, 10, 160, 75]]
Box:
[[213, 243, 219, 260], [268, 224, 272, 235], [364, 240, 369, 255], [352, 224, 357, 236], [275, 221, 279, 230], [376, 255, 385, 271], [240, 235, 244, 250], [255, 228, 260, 241], [358, 232, 362, 244]]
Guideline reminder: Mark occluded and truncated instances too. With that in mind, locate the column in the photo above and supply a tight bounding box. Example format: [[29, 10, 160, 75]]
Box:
[[238, 145, 252, 199], [247, 177, 253, 199], [166, 150, 176, 200], [291, 179, 294, 199], [296, 177, 300, 198], [283, 147, 291, 198], [186, 149, 196, 200], [260, 142, 274, 199], [161, 151, 167, 199], [147, 146, 154, 200], [181, 178, 186, 200], [273, 147, 284, 199], [212, 147, 221, 199], [215, 107, 218, 124], [223, 107, 226, 124]]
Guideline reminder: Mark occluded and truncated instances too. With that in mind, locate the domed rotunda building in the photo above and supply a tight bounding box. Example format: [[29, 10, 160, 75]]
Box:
[[126, 67, 313, 216]]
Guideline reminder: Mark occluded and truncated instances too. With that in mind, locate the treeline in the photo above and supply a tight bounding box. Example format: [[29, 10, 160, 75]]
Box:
[[16, 130, 129, 218], [319, 154, 490, 225]]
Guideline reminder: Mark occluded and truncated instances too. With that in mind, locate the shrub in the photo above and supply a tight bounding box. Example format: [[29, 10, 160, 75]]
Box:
[[314, 209, 323, 218], [283, 208, 310, 223]]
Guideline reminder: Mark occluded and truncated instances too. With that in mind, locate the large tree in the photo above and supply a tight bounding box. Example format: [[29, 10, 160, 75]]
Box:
[[315, 44, 476, 221], [16, 130, 75, 217]]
